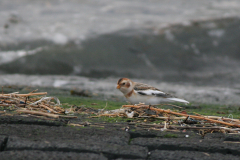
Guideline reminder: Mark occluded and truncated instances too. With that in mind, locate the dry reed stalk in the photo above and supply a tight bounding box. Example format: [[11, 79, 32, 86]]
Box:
[[123, 105, 240, 128], [17, 109, 77, 118], [139, 116, 186, 120], [0, 104, 25, 107], [204, 116, 240, 123], [17, 110, 60, 118], [39, 104, 58, 114], [28, 89, 38, 94], [3, 92, 47, 97]]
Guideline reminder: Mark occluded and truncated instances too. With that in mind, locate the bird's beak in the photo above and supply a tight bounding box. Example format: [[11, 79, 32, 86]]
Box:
[[116, 85, 121, 89]]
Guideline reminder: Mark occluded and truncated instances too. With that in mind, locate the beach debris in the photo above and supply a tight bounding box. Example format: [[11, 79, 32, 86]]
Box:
[[0, 90, 76, 118], [121, 104, 240, 128], [88, 103, 240, 133], [1, 90, 240, 133]]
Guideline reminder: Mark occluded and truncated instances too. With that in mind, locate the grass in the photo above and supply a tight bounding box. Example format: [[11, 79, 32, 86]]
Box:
[[56, 96, 240, 123], [163, 133, 178, 138], [58, 96, 125, 110], [159, 103, 240, 119]]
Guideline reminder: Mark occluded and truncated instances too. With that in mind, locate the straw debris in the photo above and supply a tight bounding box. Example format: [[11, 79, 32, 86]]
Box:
[[0, 90, 76, 119]]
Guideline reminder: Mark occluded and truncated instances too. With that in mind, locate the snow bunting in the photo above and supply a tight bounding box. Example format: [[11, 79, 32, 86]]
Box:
[[116, 78, 189, 105]]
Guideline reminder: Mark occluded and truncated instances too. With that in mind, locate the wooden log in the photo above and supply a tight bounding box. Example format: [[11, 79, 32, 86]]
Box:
[[122, 105, 240, 128]]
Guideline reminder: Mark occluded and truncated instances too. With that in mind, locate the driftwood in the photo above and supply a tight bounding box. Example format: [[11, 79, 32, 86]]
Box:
[[123, 105, 240, 128]]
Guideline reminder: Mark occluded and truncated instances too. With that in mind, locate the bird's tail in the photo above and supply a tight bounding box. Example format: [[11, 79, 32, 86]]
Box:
[[167, 98, 189, 104]]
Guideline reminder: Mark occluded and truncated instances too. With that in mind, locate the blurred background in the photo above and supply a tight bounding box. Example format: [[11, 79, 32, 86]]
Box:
[[0, 0, 240, 104]]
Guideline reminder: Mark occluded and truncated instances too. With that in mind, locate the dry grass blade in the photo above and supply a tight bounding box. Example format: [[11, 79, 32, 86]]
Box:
[[1, 90, 72, 118], [2, 92, 47, 97]]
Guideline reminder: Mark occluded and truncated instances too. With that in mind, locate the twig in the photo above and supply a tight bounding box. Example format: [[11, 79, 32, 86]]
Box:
[[17, 110, 59, 118], [0, 104, 25, 107], [204, 116, 240, 123], [39, 104, 58, 114], [17, 110, 77, 119], [138, 116, 186, 120], [123, 105, 240, 128], [3, 92, 47, 97], [29, 89, 38, 94]]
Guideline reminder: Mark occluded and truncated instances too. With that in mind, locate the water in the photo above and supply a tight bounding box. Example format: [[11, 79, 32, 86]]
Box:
[[1, 17, 240, 87], [1, 0, 240, 104]]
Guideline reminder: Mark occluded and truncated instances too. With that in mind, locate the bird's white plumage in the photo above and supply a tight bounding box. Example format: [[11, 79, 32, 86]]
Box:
[[136, 89, 165, 95], [117, 78, 189, 105], [166, 98, 189, 104], [128, 90, 172, 104]]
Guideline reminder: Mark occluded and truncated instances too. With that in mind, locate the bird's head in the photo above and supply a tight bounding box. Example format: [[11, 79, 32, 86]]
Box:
[[116, 78, 134, 94]]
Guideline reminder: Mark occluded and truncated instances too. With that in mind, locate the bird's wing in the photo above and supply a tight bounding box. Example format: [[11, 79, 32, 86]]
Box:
[[134, 83, 173, 98]]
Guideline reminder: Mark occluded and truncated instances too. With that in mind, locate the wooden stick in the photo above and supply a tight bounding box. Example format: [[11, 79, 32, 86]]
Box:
[[139, 116, 186, 120], [17, 110, 59, 118], [39, 104, 58, 114], [17, 110, 77, 119], [123, 105, 240, 128], [28, 89, 38, 94], [2, 92, 47, 97], [0, 104, 26, 107], [0, 96, 15, 98], [204, 116, 240, 122]]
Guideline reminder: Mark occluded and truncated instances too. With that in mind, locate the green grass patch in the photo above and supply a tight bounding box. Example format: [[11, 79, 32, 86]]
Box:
[[58, 96, 125, 110], [96, 116, 133, 123], [163, 133, 178, 138], [160, 103, 240, 119], [57, 96, 240, 121]]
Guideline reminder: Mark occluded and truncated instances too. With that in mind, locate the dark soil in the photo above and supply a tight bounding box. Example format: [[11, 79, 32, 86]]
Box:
[[0, 114, 240, 160]]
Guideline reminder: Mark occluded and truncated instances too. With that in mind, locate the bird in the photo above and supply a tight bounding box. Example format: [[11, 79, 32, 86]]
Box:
[[116, 78, 189, 105]]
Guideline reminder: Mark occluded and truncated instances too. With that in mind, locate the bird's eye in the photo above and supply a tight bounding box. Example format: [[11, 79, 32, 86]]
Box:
[[122, 83, 125, 85]]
